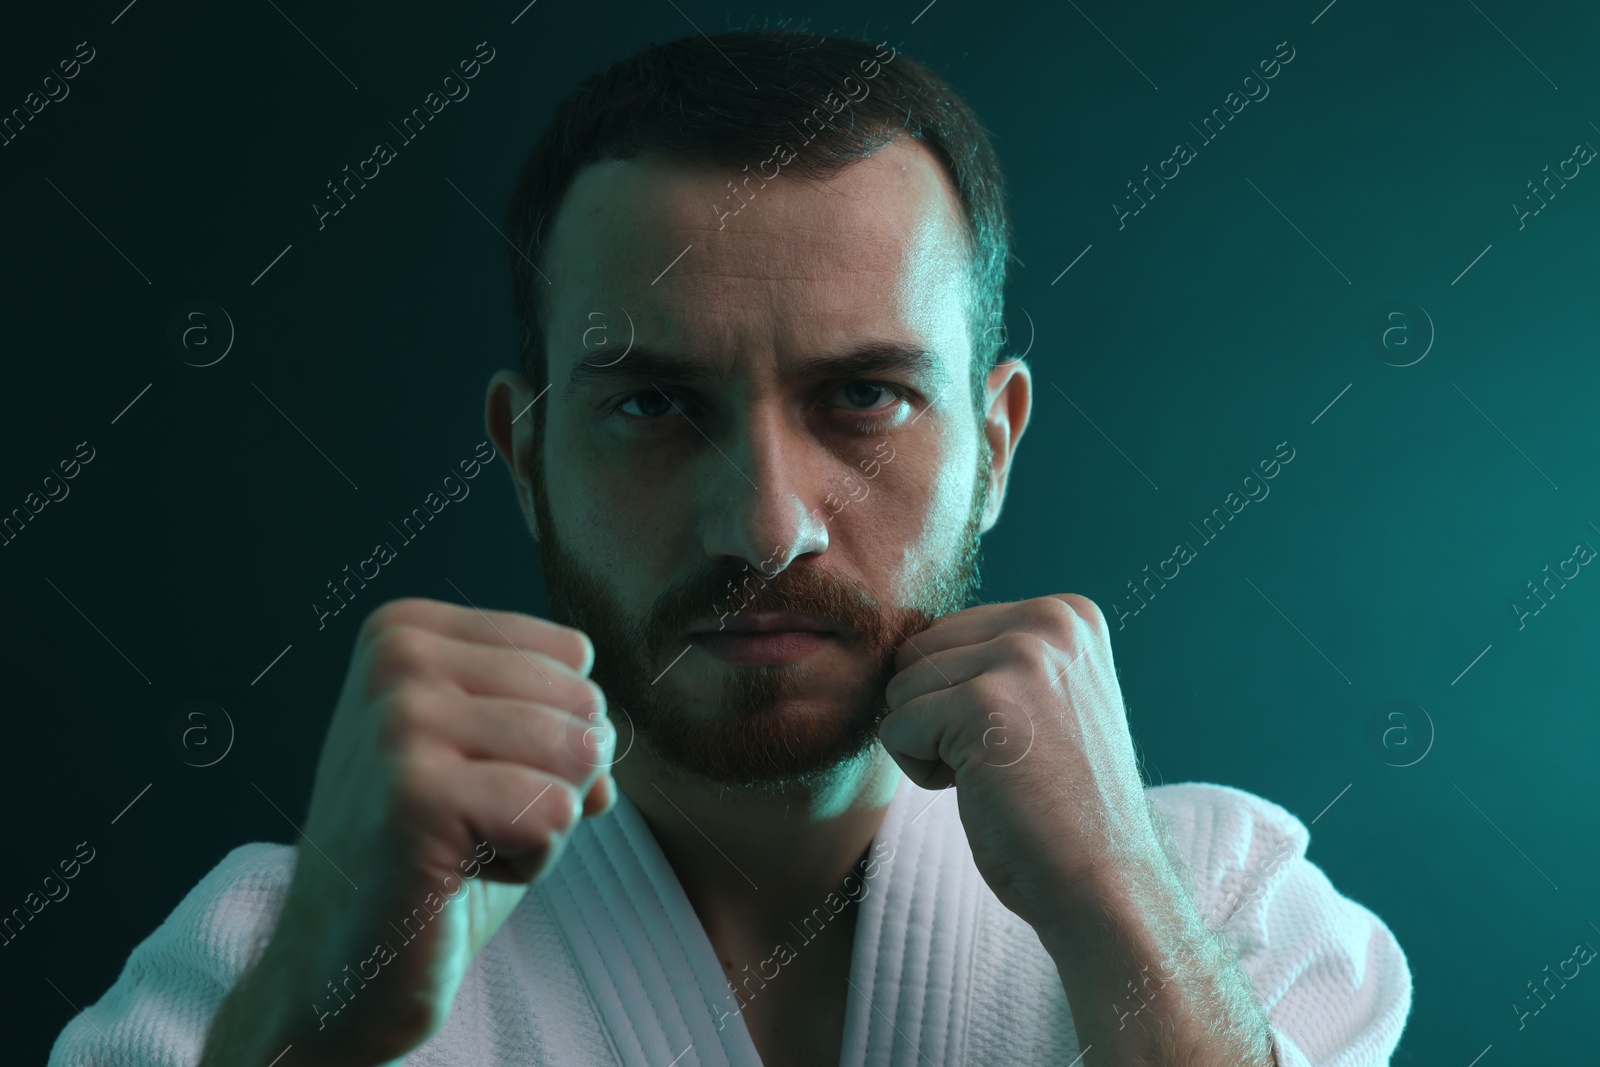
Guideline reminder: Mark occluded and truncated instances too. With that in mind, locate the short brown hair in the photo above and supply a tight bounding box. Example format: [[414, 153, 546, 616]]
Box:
[[504, 26, 1012, 427]]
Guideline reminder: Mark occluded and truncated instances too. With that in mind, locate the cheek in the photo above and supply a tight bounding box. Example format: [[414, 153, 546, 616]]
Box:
[[839, 436, 976, 592], [545, 427, 689, 571]]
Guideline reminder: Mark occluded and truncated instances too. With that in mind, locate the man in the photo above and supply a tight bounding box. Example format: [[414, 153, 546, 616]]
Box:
[[50, 28, 1411, 1067]]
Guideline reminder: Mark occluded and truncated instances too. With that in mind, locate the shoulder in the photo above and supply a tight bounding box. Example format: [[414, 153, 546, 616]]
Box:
[[1145, 779, 1309, 852], [1145, 782, 1414, 1065], [49, 842, 298, 1066], [152, 842, 299, 980], [1144, 780, 1309, 925]]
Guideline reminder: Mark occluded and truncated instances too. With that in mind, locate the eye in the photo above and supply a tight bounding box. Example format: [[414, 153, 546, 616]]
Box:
[[610, 381, 913, 430], [833, 381, 899, 410], [829, 380, 912, 428], [615, 389, 693, 421]]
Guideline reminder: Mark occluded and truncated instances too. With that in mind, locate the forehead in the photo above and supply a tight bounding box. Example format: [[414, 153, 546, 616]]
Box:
[[541, 137, 972, 373]]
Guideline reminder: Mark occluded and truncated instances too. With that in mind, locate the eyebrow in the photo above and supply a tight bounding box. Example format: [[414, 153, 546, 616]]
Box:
[[562, 340, 943, 400]]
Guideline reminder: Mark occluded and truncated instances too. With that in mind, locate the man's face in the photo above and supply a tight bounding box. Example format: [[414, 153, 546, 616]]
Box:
[[518, 137, 1014, 791]]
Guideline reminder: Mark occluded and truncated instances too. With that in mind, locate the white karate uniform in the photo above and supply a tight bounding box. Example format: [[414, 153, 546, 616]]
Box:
[[49, 777, 1411, 1066]]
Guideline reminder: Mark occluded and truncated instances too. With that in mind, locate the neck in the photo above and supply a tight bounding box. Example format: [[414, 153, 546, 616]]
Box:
[[612, 743, 902, 933]]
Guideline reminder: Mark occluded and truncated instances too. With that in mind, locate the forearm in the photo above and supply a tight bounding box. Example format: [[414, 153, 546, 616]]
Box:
[[199, 919, 402, 1067], [1036, 850, 1275, 1067], [199, 951, 321, 1067]]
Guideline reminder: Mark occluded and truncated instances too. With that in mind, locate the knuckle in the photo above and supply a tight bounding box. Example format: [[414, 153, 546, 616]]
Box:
[[1076, 597, 1107, 633], [968, 671, 1006, 709], [378, 683, 437, 751], [363, 597, 431, 639], [550, 624, 592, 673], [368, 625, 435, 688], [386, 752, 443, 822], [358, 604, 392, 644], [508, 775, 577, 842], [574, 713, 616, 769], [553, 782, 584, 832], [538, 708, 598, 782], [575, 677, 607, 717], [1029, 595, 1074, 629], [1000, 629, 1045, 666]]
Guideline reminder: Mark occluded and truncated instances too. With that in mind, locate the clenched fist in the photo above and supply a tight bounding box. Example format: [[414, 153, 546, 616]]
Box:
[[200, 597, 615, 1067]]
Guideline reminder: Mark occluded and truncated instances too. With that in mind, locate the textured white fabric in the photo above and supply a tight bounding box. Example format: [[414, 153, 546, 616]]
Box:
[[48, 777, 1411, 1066]]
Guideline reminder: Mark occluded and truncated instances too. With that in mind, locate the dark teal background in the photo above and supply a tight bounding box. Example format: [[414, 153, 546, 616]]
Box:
[[4, 0, 1597, 1062]]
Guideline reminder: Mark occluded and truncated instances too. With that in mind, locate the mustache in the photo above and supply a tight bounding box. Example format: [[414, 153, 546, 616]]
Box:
[[643, 558, 904, 652]]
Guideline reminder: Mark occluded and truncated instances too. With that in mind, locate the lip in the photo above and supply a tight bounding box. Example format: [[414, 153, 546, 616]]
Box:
[[689, 629, 835, 665], [687, 611, 841, 636]]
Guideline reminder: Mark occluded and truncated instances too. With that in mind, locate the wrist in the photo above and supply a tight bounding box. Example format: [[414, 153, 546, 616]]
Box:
[[200, 928, 398, 1067], [1033, 849, 1179, 962]]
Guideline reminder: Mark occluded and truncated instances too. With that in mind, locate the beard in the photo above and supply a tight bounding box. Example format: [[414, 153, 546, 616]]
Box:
[[529, 430, 992, 793]]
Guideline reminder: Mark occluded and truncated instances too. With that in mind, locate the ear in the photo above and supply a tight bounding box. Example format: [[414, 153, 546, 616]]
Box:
[[978, 358, 1032, 534], [484, 369, 541, 543]]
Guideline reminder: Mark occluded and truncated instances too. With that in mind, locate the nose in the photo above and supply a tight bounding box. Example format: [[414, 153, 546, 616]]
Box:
[[699, 400, 829, 575]]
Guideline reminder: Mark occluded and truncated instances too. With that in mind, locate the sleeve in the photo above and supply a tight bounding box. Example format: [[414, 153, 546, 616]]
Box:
[[47, 842, 299, 1067], [1146, 782, 1413, 1067]]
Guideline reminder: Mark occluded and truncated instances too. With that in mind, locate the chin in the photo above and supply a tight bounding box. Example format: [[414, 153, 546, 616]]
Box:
[[626, 689, 890, 789]]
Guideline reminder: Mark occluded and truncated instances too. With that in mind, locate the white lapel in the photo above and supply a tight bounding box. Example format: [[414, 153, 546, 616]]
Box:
[[839, 778, 984, 1067], [539, 775, 984, 1067], [539, 789, 766, 1067]]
